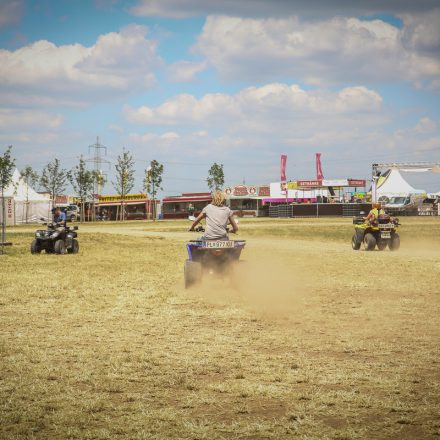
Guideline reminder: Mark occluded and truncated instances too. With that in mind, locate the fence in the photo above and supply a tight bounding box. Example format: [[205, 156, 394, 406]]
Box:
[[269, 203, 372, 218]]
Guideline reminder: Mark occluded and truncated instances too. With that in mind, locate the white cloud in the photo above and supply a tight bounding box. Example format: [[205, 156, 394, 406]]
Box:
[[124, 83, 382, 126], [0, 25, 162, 106], [130, 0, 439, 19], [0, 108, 63, 130], [194, 15, 440, 86], [167, 60, 208, 82], [0, 0, 24, 28]]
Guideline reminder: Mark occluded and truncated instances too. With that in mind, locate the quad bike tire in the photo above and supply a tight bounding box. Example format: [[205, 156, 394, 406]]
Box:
[[389, 233, 400, 251], [54, 239, 66, 255], [184, 260, 202, 288], [31, 239, 41, 254], [68, 239, 79, 254], [364, 233, 376, 251], [377, 240, 388, 251], [351, 234, 361, 250]]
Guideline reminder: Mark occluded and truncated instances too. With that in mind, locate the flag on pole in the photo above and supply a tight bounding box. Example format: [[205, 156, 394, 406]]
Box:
[[316, 153, 324, 180], [281, 154, 287, 181]]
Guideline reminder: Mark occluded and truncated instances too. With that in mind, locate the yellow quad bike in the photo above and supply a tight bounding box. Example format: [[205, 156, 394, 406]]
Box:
[[352, 214, 400, 251]]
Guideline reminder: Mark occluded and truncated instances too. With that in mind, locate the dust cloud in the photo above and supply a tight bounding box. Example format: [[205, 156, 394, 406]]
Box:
[[187, 252, 317, 319]]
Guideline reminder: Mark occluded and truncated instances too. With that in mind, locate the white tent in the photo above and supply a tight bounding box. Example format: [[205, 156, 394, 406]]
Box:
[[376, 169, 425, 198], [1, 169, 52, 223]]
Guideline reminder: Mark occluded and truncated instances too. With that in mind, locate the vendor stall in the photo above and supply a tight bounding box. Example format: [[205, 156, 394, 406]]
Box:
[[96, 194, 159, 220], [162, 193, 212, 219], [224, 185, 270, 217]]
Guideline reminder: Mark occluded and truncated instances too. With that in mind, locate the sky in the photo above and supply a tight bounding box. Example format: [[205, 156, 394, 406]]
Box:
[[1, 0, 440, 194]]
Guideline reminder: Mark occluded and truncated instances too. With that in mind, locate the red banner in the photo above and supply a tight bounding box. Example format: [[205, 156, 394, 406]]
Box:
[[348, 179, 366, 187], [297, 180, 322, 188], [280, 154, 287, 181], [316, 153, 324, 180]]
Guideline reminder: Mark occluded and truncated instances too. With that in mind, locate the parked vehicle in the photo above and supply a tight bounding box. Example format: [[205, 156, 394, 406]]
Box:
[[62, 204, 80, 222]]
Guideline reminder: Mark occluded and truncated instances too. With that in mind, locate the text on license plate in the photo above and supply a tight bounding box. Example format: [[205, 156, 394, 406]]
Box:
[[203, 241, 234, 248], [381, 232, 391, 239]]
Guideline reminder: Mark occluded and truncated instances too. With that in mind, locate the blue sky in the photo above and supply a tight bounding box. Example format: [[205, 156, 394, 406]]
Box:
[[1, 0, 439, 193]]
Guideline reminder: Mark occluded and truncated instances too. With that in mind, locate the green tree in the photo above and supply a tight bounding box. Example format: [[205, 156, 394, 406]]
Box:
[[40, 158, 69, 208], [20, 166, 40, 223], [68, 156, 94, 222], [113, 149, 135, 221], [143, 160, 164, 221], [207, 163, 224, 192], [0, 146, 16, 254]]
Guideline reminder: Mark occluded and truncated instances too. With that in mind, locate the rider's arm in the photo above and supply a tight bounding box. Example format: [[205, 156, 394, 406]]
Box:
[[229, 216, 238, 234], [189, 212, 205, 231]]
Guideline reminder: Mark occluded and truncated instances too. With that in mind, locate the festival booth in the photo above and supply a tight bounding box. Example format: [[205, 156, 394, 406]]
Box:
[[96, 194, 160, 220], [266, 179, 370, 217], [225, 185, 270, 217], [1, 169, 51, 224], [162, 193, 212, 219]]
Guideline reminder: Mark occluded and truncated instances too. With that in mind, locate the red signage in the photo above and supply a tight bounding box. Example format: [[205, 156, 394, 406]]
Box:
[[233, 185, 249, 196], [297, 180, 322, 188], [348, 179, 366, 187], [258, 186, 270, 196]]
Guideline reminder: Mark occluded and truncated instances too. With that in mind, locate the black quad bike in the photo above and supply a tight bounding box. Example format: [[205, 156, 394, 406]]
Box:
[[31, 223, 79, 254], [352, 214, 400, 251]]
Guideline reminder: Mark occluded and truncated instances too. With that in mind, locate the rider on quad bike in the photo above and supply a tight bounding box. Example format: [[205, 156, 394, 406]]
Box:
[[185, 191, 244, 288], [352, 202, 400, 251], [189, 191, 238, 238]]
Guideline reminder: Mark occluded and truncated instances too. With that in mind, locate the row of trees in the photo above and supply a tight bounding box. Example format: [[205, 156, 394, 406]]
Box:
[[1, 145, 226, 225]]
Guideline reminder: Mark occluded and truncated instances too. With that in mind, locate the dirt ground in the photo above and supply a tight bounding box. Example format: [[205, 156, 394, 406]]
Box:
[[1, 217, 439, 439]]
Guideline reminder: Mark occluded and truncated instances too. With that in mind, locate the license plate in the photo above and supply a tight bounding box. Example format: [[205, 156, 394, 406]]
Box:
[[381, 231, 391, 239], [202, 241, 234, 249]]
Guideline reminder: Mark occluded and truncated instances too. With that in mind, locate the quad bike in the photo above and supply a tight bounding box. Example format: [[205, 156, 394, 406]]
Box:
[[184, 217, 244, 288], [184, 237, 246, 288], [352, 214, 400, 251], [31, 222, 79, 254]]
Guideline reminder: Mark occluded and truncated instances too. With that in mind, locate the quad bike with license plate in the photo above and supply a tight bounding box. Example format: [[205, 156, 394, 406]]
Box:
[[184, 237, 246, 288], [352, 214, 400, 251]]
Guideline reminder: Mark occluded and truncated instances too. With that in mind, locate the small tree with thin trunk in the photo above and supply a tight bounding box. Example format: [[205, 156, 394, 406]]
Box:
[[207, 163, 224, 192], [113, 149, 135, 221], [68, 156, 94, 222], [40, 158, 68, 209], [0, 146, 16, 253], [20, 166, 40, 223], [143, 160, 164, 221], [92, 171, 107, 221]]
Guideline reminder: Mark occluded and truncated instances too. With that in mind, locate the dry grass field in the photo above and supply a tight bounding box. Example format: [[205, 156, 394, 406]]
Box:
[[1, 217, 439, 439]]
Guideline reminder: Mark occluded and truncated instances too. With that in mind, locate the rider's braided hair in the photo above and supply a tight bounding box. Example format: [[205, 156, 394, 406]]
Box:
[[212, 191, 226, 207]]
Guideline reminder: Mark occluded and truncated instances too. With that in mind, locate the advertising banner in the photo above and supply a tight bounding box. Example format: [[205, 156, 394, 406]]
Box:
[[297, 180, 322, 188], [0, 197, 15, 226], [316, 153, 324, 180], [322, 179, 348, 187], [348, 179, 367, 187], [280, 155, 287, 182]]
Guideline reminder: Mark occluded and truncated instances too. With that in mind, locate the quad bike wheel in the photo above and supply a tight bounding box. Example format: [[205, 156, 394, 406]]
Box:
[[184, 260, 202, 288], [364, 233, 376, 251], [377, 240, 388, 251], [54, 239, 66, 255], [389, 233, 400, 251], [68, 239, 79, 254], [351, 234, 361, 250], [30, 239, 41, 254]]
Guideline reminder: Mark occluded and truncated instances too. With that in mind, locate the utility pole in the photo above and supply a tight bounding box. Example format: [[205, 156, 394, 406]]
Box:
[[86, 136, 111, 221]]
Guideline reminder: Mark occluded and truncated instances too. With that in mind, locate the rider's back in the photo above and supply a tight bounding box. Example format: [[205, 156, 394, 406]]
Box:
[[202, 203, 232, 239]]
